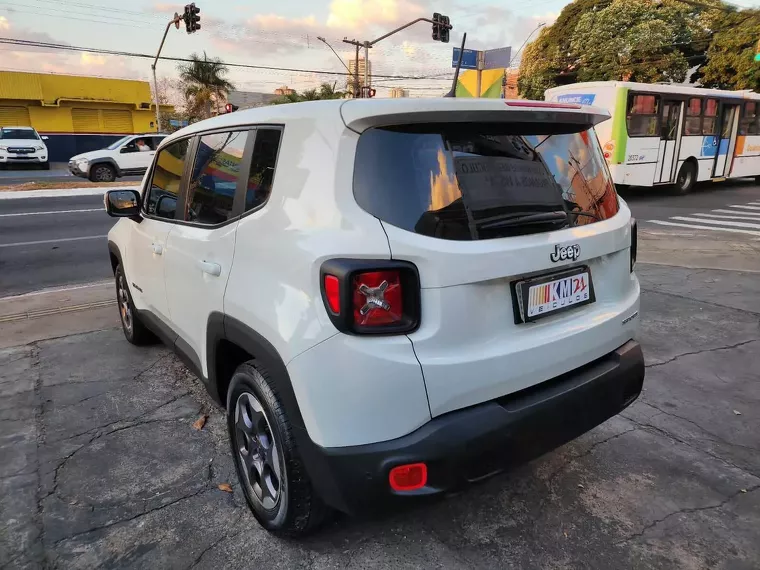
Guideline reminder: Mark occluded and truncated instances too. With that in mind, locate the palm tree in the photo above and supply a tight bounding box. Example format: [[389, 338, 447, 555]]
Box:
[[178, 52, 234, 120], [318, 82, 345, 100]]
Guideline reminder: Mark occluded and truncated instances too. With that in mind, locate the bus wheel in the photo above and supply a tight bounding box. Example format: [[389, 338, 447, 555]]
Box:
[[674, 162, 696, 195]]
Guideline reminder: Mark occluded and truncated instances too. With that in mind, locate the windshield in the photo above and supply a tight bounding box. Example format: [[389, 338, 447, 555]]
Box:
[[106, 136, 134, 150], [354, 123, 619, 241], [0, 128, 39, 140]]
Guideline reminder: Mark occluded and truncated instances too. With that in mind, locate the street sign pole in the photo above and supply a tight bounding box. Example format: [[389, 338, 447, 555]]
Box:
[[476, 51, 484, 98]]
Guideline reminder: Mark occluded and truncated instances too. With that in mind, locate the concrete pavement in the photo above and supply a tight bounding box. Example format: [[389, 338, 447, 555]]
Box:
[[1, 237, 759, 568], [0, 163, 142, 187]]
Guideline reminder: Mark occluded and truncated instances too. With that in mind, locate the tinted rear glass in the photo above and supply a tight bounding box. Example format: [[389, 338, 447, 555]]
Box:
[[354, 124, 619, 240]]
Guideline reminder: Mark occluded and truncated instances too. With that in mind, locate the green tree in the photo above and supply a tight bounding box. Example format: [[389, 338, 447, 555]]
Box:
[[571, 0, 700, 84], [699, 9, 760, 90], [271, 82, 346, 104], [178, 52, 234, 120]]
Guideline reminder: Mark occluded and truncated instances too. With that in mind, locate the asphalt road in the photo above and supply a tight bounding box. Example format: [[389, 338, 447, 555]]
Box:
[[0, 194, 116, 296], [1, 179, 760, 297], [0, 163, 142, 186]]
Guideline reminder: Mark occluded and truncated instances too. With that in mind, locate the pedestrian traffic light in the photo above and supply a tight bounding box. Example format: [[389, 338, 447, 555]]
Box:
[[183, 3, 201, 34], [432, 13, 451, 43]]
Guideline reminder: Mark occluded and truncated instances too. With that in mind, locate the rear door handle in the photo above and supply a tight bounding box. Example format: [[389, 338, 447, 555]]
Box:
[[151, 243, 163, 255], [198, 260, 221, 277]]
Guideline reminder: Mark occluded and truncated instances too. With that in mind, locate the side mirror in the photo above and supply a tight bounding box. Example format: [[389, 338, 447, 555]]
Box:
[[41, 135, 49, 141], [156, 194, 177, 219], [104, 189, 141, 218]]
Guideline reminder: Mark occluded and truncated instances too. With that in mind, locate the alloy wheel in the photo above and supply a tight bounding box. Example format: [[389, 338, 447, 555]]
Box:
[[117, 271, 132, 334], [234, 392, 282, 510]]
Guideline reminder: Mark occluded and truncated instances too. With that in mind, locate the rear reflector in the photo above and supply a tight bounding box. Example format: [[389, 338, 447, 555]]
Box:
[[389, 463, 427, 492], [505, 100, 582, 109], [323, 275, 341, 313]]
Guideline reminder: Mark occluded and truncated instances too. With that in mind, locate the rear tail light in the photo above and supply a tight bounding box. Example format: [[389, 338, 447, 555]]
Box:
[[320, 259, 420, 335], [389, 463, 427, 492], [630, 218, 637, 272]]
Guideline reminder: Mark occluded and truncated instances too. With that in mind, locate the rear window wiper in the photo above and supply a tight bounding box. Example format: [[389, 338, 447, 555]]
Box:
[[477, 211, 568, 230]]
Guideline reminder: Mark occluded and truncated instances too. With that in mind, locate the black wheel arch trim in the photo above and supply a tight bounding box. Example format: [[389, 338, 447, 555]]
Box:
[[206, 312, 351, 512]]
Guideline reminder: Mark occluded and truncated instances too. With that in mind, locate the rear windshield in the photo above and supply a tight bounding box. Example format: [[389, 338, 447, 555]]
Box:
[[353, 124, 619, 240], [0, 128, 38, 140]]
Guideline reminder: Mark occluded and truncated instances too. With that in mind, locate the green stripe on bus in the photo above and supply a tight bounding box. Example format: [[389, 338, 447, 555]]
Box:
[[612, 87, 628, 165]]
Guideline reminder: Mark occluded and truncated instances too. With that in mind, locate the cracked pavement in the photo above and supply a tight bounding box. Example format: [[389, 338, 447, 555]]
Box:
[[1, 261, 759, 569]]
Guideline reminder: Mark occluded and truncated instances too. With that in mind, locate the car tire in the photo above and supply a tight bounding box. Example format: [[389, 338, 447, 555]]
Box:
[[90, 163, 116, 182], [673, 161, 696, 195], [227, 361, 328, 536], [114, 264, 156, 345]]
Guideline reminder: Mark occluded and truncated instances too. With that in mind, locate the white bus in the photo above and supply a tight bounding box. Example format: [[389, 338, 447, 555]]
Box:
[[546, 81, 760, 193]]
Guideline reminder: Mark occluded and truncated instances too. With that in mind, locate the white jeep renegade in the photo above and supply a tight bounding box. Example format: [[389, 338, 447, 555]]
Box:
[[105, 98, 644, 536]]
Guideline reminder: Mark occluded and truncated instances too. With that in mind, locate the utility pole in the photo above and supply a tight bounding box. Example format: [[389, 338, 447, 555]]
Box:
[[343, 15, 452, 98], [152, 4, 201, 132]]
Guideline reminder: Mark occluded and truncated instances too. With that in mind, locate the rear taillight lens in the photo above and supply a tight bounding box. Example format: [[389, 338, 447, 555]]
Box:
[[630, 218, 637, 272], [320, 260, 420, 335]]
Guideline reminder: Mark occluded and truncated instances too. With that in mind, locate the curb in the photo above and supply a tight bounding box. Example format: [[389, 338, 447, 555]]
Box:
[[0, 186, 137, 200]]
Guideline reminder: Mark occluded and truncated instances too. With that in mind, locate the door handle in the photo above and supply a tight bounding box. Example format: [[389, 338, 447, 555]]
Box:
[[198, 260, 221, 277], [151, 243, 163, 255]]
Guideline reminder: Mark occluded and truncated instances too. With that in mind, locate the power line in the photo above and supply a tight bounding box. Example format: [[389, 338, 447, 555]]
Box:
[[0, 37, 453, 80]]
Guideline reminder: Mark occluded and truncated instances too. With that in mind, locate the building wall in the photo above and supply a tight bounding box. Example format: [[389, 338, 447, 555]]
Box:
[[0, 71, 170, 162]]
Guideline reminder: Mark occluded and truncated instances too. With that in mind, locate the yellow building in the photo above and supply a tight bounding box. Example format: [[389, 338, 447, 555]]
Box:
[[0, 71, 172, 162]]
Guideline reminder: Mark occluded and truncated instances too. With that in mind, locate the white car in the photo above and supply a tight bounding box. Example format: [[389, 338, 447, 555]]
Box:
[[104, 98, 644, 536], [69, 134, 166, 182], [0, 126, 49, 169]]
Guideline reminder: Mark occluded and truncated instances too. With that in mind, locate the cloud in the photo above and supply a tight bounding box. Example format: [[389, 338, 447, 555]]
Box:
[[0, 16, 9, 30], [326, 0, 425, 30], [80, 52, 108, 66], [251, 14, 319, 31]]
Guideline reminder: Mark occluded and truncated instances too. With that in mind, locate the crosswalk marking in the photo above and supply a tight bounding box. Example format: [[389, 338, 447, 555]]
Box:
[[645, 199, 760, 237], [690, 212, 760, 220], [646, 220, 760, 236], [670, 216, 760, 229]]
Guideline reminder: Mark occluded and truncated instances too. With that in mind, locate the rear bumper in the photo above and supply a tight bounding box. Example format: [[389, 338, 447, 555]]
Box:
[[302, 340, 644, 515]]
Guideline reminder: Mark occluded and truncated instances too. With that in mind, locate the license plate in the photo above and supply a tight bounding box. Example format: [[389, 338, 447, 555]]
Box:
[[514, 267, 595, 323]]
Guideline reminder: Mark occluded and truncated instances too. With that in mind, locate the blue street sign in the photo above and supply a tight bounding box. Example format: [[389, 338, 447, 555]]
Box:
[[169, 119, 189, 128], [452, 48, 479, 70]]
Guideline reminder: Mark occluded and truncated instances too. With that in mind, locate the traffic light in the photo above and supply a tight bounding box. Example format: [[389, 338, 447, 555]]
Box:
[[224, 103, 239, 113], [183, 3, 201, 34], [362, 86, 376, 98], [432, 13, 451, 43]]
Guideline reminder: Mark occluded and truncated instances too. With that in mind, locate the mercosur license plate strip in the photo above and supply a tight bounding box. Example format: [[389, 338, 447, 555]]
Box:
[[515, 266, 596, 323]]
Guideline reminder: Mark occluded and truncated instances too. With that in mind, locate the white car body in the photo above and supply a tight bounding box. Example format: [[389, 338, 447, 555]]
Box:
[[69, 134, 165, 181], [0, 126, 48, 166], [106, 98, 644, 524]]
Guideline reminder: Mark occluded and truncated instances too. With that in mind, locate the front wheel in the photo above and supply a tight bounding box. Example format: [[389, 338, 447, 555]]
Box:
[[674, 162, 696, 195], [115, 265, 156, 345], [227, 362, 328, 536], [90, 163, 116, 182]]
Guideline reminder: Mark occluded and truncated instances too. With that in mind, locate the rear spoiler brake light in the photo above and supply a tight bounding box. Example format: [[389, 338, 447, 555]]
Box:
[[505, 101, 582, 109]]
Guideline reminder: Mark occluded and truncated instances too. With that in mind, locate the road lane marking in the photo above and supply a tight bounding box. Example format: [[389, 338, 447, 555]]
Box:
[[646, 220, 760, 236], [0, 208, 103, 217], [691, 213, 760, 220], [711, 209, 760, 216], [670, 216, 760, 229], [0, 235, 108, 248], [728, 204, 760, 210]]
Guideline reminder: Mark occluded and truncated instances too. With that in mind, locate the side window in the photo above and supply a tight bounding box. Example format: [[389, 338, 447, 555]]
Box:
[[626, 94, 659, 137], [184, 130, 248, 225], [149, 137, 165, 150], [684, 98, 702, 135], [740, 102, 758, 136], [245, 128, 282, 212], [145, 138, 189, 220], [702, 99, 718, 135]]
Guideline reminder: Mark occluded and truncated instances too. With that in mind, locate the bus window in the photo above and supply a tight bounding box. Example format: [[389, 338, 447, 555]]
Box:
[[684, 98, 702, 135], [626, 94, 659, 137], [702, 99, 718, 135], [740, 102, 758, 135]]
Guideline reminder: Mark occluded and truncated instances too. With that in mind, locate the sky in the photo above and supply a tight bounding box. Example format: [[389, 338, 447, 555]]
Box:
[[1, 0, 760, 98]]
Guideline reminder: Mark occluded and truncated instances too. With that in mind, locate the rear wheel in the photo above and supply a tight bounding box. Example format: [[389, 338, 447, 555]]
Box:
[[90, 163, 116, 182], [674, 161, 696, 195], [227, 362, 328, 536], [115, 264, 156, 345]]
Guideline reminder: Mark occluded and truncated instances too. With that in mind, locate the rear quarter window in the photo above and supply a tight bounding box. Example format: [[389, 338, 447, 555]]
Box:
[[353, 123, 619, 241]]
